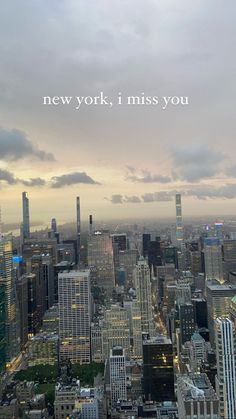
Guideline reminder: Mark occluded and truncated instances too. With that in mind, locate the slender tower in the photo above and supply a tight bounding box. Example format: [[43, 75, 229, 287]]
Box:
[[175, 193, 183, 246], [22, 192, 30, 240], [76, 197, 81, 265], [89, 214, 93, 236]]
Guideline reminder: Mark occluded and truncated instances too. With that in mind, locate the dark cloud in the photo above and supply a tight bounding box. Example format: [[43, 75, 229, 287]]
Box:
[[51, 171, 100, 188], [0, 168, 17, 184], [0, 127, 55, 161], [171, 145, 225, 182], [21, 178, 46, 187], [110, 194, 124, 204]]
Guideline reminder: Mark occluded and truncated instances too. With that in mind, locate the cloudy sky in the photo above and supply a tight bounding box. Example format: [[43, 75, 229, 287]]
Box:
[[0, 0, 236, 224]]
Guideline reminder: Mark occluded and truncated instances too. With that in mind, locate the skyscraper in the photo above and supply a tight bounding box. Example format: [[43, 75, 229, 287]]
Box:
[[204, 238, 223, 283], [109, 346, 127, 406], [0, 235, 20, 363], [0, 283, 6, 373], [22, 192, 30, 241], [87, 231, 115, 297], [175, 193, 183, 246], [134, 258, 154, 336], [206, 282, 236, 345], [76, 196, 81, 265], [215, 318, 236, 419], [143, 336, 175, 402], [101, 304, 130, 359], [58, 270, 91, 364]]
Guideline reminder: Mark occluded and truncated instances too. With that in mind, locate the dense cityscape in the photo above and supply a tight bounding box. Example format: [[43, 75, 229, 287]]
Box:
[[0, 192, 235, 418]]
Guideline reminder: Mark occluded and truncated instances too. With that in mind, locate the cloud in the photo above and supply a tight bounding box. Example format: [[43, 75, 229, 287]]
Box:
[[124, 195, 142, 203], [0, 127, 55, 161], [110, 194, 124, 204], [109, 184, 236, 204], [51, 171, 100, 188], [125, 167, 172, 183], [225, 166, 236, 178], [171, 145, 225, 182], [142, 191, 174, 202], [21, 177, 46, 187], [0, 168, 17, 184]]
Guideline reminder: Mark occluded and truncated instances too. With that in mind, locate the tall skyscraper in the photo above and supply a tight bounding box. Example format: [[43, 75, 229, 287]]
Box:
[[175, 193, 183, 246], [215, 318, 236, 419], [0, 283, 6, 373], [134, 258, 154, 336], [22, 191, 30, 241], [58, 270, 91, 364], [0, 235, 20, 363], [204, 238, 223, 283], [143, 336, 175, 402], [109, 346, 127, 407], [76, 196, 81, 265], [88, 231, 115, 297], [51, 218, 57, 233], [206, 282, 236, 345]]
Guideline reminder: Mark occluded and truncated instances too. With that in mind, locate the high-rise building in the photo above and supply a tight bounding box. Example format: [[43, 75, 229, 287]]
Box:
[[177, 373, 219, 419], [223, 239, 236, 281], [109, 346, 127, 406], [215, 318, 236, 419], [204, 238, 223, 283], [123, 299, 143, 359], [134, 258, 154, 336], [0, 283, 6, 373], [176, 193, 183, 246], [51, 218, 57, 233], [179, 303, 195, 346], [206, 282, 236, 345], [142, 233, 151, 258], [87, 231, 115, 297], [16, 275, 28, 348], [143, 336, 175, 402], [0, 235, 20, 363], [22, 191, 30, 241], [59, 270, 91, 364], [76, 196, 81, 265], [102, 304, 130, 360]]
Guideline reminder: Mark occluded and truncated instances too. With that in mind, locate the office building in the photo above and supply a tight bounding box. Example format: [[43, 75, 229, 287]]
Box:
[[0, 235, 20, 363], [177, 373, 219, 419], [0, 284, 6, 373], [16, 275, 28, 348], [102, 304, 130, 360], [109, 346, 127, 406], [206, 282, 236, 345], [143, 336, 174, 402], [215, 318, 236, 419], [179, 303, 195, 346], [134, 258, 154, 336], [22, 191, 30, 241], [204, 238, 223, 283], [59, 270, 91, 364], [223, 239, 236, 281], [87, 231, 115, 297]]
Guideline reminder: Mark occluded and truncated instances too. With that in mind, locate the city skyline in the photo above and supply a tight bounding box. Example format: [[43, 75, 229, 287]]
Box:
[[0, 1, 236, 222]]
